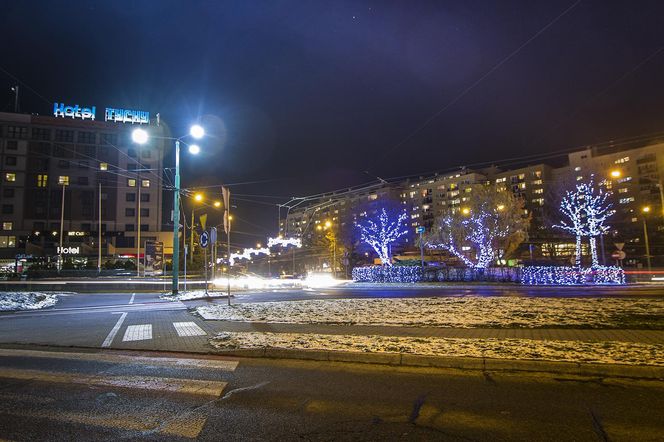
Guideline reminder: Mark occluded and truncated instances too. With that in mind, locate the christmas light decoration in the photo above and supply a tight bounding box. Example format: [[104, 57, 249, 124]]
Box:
[[424, 187, 524, 269], [521, 265, 625, 285], [267, 237, 302, 248], [355, 208, 409, 265], [229, 247, 270, 265], [352, 265, 422, 283], [581, 176, 615, 267], [554, 175, 614, 267]]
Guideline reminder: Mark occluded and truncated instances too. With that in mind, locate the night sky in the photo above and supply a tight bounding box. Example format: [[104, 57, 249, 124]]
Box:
[[2, 1, 664, 244]]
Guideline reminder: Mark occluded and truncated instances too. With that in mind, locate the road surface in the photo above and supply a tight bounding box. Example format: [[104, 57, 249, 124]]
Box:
[[0, 346, 662, 441]]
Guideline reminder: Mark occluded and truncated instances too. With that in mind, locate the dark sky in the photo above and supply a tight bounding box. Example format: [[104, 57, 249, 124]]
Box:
[[2, 0, 664, 243]]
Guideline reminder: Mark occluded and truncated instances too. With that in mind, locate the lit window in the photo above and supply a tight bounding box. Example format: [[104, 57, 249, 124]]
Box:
[[37, 174, 48, 187], [100, 162, 108, 171], [58, 176, 69, 185], [631, 217, 638, 222], [619, 197, 634, 204], [531, 198, 544, 205], [614, 156, 630, 164], [617, 176, 632, 183], [618, 188, 628, 194], [533, 189, 543, 194], [574, 166, 581, 171], [141, 179, 150, 188], [5, 173, 16, 182], [2, 222, 12, 230], [495, 177, 506, 183], [127, 179, 136, 187], [518, 174, 525, 180], [532, 180, 543, 185], [576, 176, 583, 181], [533, 170, 542, 178], [518, 183, 526, 190], [368, 194, 377, 201]]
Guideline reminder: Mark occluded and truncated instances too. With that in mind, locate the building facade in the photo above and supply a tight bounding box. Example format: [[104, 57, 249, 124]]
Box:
[[281, 141, 664, 267], [0, 111, 168, 269]]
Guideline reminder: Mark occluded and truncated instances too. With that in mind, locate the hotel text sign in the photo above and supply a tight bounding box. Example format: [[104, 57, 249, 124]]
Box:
[[53, 102, 149, 124]]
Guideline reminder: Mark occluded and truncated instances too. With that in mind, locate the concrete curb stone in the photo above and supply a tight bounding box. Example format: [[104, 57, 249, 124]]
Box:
[[212, 347, 664, 379]]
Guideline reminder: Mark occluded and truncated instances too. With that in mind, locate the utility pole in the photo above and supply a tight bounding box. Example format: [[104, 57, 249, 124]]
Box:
[[643, 217, 652, 275], [98, 182, 102, 274], [136, 167, 141, 277], [190, 209, 195, 265], [58, 183, 66, 274]]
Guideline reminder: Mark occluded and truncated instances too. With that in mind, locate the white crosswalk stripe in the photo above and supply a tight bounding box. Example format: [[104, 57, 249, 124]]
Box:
[[123, 324, 152, 341], [173, 321, 207, 337]]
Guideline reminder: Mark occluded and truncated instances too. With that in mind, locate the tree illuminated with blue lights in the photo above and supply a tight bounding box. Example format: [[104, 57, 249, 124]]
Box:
[[355, 208, 408, 265]]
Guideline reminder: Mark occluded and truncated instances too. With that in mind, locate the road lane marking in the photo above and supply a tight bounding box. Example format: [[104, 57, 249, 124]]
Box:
[[173, 321, 207, 337], [102, 312, 127, 348], [129, 293, 136, 304], [123, 324, 152, 342], [0, 367, 227, 397], [0, 348, 239, 371]]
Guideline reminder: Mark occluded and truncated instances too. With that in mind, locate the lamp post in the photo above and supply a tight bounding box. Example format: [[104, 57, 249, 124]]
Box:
[[132, 125, 204, 295], [57, 178, 68, 273], [642, 206, 652, 276]]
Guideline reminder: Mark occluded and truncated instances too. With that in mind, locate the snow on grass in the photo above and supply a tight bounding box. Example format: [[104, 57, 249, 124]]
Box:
[[197, 297, 664, 329], [0, 292, 59, 311], [210, 332, 664, 366], [161, 290, 229, 301]]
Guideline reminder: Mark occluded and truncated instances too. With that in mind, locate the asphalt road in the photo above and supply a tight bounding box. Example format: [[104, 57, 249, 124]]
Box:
[[0, 346, 662, 441], [1, 285, 663, 352]]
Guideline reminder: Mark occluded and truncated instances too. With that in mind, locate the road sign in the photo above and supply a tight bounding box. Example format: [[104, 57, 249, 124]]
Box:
[[611, 250, 626, 260], [614, 242, 625, 251], [210, 227, 217, 244], [200, 231, 209, 249], [416, 226, 425, 234]]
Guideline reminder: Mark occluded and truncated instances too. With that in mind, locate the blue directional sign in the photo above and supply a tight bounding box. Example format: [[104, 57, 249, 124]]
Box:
[[416, 226, 425, 234], [200, 231, 209, 249]]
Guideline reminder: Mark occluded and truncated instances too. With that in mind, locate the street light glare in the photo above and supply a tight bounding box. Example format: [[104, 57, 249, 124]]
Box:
[[610, 170, 622, 178], [194, 193, 203, 202], [214, 200, 222, 208], [131, 128, 148, 144], [642, 206, 651, 213], [190, 124, 205, 139], [188, 144, 201, 155]]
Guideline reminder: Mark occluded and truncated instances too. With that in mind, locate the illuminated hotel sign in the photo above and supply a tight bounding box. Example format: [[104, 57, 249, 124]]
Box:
[[53, 102, 150, 125], [105, 107, 150, 124], [53, 103, 96, 120]]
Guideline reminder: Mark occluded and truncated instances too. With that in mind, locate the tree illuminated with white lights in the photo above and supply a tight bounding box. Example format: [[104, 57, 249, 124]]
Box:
[[355, 208, 408, 265], [424, 184, 528, 269]]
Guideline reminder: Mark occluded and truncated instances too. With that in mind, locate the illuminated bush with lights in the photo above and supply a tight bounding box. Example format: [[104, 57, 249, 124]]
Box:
[[352, 265, 423, 283], [521, 266, 625, 285]]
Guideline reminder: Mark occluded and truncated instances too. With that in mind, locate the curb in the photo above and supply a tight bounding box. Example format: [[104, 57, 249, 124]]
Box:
[[213, 347, 664, 379]]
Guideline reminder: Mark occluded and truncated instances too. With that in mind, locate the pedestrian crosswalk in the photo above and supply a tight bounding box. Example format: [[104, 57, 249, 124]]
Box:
[[173, 321, 207, 337], [123, 324, 152, 342], [106, 319, 209, 346]]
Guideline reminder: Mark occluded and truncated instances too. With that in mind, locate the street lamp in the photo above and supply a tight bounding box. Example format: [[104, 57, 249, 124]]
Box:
[[642, 206, 652, 275], [131, 124, 204, 295], [610, 169, 622, 179]]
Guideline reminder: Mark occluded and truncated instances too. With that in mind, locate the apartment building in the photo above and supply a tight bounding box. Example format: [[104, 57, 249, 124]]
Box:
[[282, 140, 664, 266]]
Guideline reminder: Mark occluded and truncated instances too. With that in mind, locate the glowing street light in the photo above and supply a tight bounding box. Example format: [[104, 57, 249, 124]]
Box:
[[497, 204, 505, 211], [610, 169, 622, 178], [461, 207, 471, 215], [214, 200, 222, 208], [194, 193, 203, 202], [190, 124, 205, 139], [188, 144, 201, 155], [131, 128, 148, 145]]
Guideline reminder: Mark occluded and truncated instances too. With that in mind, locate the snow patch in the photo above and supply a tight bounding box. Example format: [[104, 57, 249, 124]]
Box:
[[0, 292, 59, 311], [197, 297, 664, 329], [161, 290, 228, 301], [210, 332, 664, 366]]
